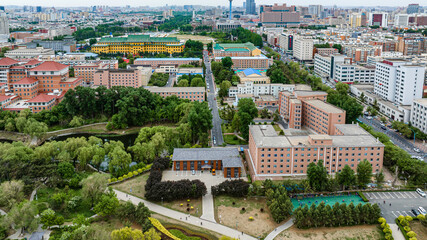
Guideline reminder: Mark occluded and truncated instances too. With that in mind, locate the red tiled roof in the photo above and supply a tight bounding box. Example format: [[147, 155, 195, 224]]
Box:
[[25, 59, 42, 66], [10, 66, 26, 69], [13, 77, 38, 85], [0, 57, 19, 66], [27, 94, 56, 103], [30, 61, 68, 71], [0, 83, 6, 86], [0, 95, 13, 102]]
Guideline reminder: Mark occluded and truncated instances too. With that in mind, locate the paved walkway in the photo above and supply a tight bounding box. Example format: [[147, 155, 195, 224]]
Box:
[[389, 223, 405, 240], [114, 189, 257, 240], [201, 192, 216, 222], [264, 219, 294, 240]]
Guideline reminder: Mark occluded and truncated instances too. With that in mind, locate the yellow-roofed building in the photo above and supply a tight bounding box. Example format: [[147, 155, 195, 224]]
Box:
[[91, 35, 185, 54]]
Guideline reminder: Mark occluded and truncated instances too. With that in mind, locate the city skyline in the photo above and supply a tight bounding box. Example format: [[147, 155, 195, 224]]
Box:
[[0, 0, 425, 8]]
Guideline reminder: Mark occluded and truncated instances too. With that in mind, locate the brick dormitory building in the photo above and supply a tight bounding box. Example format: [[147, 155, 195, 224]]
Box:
[[0, 57, 82, 113], [172, 148, 243, 178], [246, 88, 384, 180]]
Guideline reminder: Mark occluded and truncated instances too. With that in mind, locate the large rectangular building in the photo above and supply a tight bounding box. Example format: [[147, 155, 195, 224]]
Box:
[[91, 35, 185, 55], [410, 99, 427, 134], [247, 124, 384, 180], [134, 58, 202, 69], [293, 39, 314, 61], [93, 67, 152, 89], [213, 42, 261, 58], [374, 59, 424, 105], [147, 87, 205, 102], [259, 4, 300, 26], [214, 55, 269, 70], [172, 148, 243, 178]]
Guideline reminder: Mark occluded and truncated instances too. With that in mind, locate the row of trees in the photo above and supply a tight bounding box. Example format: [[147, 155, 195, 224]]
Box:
[[0, 110, 48, 138], [72, 22, 142, 41], [266, 186, 294, 223], [360, 124, 427, 185], [211, 180, 250, 197], [307, 159, 377, 192], [294, 202, 381, 228], [144, 157, 207, 201], [149, 73, 169, 87], [176, 74, 205, 87]]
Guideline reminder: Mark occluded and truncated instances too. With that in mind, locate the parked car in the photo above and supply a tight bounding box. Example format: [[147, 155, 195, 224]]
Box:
[[413, 148, 421, 153], [418, 206, 427, 215], [381, 126, 387, 130], [412, 208, 421, 216], [191, 170, 196, 175], [366, 116, 373, 120], [416, 188, 426, 197]]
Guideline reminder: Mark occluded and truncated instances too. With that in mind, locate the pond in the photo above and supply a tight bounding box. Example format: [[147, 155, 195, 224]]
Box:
[[291, 194, 366, 210], [48, 132, 139, 149], [47, 132, 140, 172]]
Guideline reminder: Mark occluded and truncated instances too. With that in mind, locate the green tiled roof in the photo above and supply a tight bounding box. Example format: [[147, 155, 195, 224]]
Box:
[[225, 48, 249, 52], [214, 42, 257, 51], [98, 35, 180, 43]]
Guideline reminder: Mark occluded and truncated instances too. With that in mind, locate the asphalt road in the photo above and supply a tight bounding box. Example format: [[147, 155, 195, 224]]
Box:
[[358, 116, 426, 160], [204, 52, 224, 146], [365, 191, 427, 223], [165, 73, 175, 87]]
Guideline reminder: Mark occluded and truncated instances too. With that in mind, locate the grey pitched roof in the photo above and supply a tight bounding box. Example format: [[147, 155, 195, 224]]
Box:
[[172, 148, 242, 168]]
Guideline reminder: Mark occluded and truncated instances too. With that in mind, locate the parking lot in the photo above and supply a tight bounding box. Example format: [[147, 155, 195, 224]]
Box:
[[365, 191, 427, 222]]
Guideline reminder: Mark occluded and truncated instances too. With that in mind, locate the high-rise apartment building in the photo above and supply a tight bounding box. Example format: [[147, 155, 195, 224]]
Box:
[[245, 0, 256, 15], [293, 38, 313, 61], [394, 14, 409, 27], [0, 11, 9, 35], [407, 4, 420, 14], [368, 12, 388, 27], [259, 4, 300, 26], [374, 59, 424, 105], [308, 5, 323, 17]]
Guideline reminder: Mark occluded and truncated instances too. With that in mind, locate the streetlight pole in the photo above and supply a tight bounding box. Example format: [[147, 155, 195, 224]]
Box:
[[161, 197, 163, 205], [410, 128, 417, 145]]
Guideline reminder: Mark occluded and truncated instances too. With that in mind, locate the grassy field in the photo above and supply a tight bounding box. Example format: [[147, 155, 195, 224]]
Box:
[[153, 213, 222, 239], [273, 124, 282, 132], [169, 229, 202, 240], [113, 173, 150, 199], [276, 224, 383, 240], [214, 195, 279, 237], [223, 134, 247, 145]]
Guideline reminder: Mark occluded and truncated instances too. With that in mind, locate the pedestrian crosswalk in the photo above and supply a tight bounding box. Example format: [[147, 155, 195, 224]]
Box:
[[390, 210, 416, 218], [365, 191, 422, 200]]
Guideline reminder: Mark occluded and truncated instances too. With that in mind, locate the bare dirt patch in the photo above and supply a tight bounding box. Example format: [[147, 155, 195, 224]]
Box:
[[276, 224, 382, 240], [410, 221, 427, 240], [163, 198, 203, 217], [215, 196, 280, 238]]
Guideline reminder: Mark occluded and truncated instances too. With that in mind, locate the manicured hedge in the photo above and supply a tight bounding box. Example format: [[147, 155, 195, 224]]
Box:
[[358, 191, 369, 202]]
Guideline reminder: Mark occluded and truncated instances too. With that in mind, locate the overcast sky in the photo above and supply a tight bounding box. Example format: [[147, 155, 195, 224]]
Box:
[[1, 0, 425, 8]]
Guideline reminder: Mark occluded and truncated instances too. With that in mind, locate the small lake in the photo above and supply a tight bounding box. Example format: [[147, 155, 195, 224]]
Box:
[[48, 132, 139, 149]]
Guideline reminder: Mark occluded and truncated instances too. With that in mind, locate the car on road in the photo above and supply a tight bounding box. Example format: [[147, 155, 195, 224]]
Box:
[[416, 188, 426, 197], [366, 116, 373, 120], [413, 148, 420, 153], [412, 208, 421, 216], [381, 126, 387, 130]]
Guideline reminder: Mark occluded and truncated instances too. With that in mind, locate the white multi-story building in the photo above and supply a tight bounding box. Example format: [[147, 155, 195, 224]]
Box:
[[334, 63, 376, 84], [374, 59, 424, 105], [293, 38, 313, 61], [279, 33, 294, 53], [0, 11, 9, 35], [228, 81, 295, 98], [313, 54, 347, 81], [394, 14, 409, 27], [411, 99, 427, 133]]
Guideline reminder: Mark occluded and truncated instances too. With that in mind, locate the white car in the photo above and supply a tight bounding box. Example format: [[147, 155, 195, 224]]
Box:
[[413, 148, 420, 153], [366, 116, 373, 120], [416, 188, 426, 197], [418, 206, 427, 215]]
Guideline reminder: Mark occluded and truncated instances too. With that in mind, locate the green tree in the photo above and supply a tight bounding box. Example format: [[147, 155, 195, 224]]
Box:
[[40, 208, 64, 229], [237, 98, 258, 140], [111, 227, 144, 240], [80, 173, 109, 207], [69, 116, 84, 127], [94, 193, 120, 217], [375, 170, 385, 188], [357, 160, 373, 188], [177, 79, 189, 87], [187, 102, 213, 144], [218, 80, 232, 98], [109, 147, 132, 177], [5, 201, 39, 234], [307, 160, 329, 192], [337, 165, 356, 190], [221, 57, 233, 69], [0, 180, 25, 210], [190, 77, 204, 87], [24, 118, 48, 138]]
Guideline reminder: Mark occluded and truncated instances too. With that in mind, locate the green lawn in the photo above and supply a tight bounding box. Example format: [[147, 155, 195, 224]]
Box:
[[169, 229, 202, 240], [34, 187, 95, 222], [113, 173, 150, 199], [272, 124, 281, 132], [223, 134, 247, 145]]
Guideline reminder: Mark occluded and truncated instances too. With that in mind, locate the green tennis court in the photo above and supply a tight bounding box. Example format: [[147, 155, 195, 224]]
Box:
[[291, 194, 366, 210]]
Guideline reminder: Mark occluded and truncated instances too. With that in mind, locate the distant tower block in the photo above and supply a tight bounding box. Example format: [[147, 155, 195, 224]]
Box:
[[229, 0, 233, 20]]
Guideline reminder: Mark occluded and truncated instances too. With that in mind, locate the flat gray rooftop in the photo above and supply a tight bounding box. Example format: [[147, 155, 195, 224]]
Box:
[[172, 148, 242, 168]]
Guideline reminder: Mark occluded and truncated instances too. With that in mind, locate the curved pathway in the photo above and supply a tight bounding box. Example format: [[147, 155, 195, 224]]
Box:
[[114, 189, 256, 240], [264, 219, 294, 240]]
